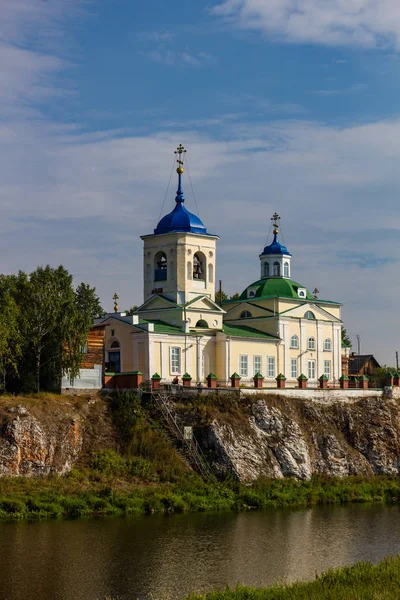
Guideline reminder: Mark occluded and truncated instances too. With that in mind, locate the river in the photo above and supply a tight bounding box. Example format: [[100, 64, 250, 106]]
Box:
[[1, 505, 400, 599]]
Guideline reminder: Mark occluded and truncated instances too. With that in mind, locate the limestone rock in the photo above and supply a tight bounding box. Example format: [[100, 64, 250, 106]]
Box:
[[201, 395, 400, 482]]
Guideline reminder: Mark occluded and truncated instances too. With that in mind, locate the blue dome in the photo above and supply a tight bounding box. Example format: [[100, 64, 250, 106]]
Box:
[[155, 202, 207, 235], [154, 172, 208, 235], [261, 233, 291, 256]]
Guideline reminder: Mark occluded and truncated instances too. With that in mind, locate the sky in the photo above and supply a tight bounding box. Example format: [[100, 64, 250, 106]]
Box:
[[1, 0, 400, 364]]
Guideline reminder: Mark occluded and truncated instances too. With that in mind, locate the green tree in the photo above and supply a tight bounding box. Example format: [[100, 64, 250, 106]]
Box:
[[63, 282, 104, 385], [215, 290, 240, 304], [125, 306, 138, 316], [341, 327, 351, 347], [0, 276, 23, 389], [17, 266, 103, 392]]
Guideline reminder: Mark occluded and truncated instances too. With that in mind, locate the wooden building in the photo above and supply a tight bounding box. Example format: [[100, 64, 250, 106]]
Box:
[[348, 354, 381, 377]]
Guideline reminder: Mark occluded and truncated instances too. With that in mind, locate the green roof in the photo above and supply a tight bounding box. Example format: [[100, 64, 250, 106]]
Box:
[[222, 277, 340, 305], [223, 323, 279, 340], [139, 319, 184, 335]]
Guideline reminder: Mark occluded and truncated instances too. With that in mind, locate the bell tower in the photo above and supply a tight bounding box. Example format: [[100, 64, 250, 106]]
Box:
[[141, 145, 219, 305], [259, 212, 292, 279]]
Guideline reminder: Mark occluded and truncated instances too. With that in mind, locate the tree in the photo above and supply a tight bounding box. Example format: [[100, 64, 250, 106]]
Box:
[[215, 289, 240, 305], [16, 266, 103, 392], [341, 327, 351, 347], [0, 276, 23, 389], [125, 306, 138, 316], [63, 282, 104, 385]]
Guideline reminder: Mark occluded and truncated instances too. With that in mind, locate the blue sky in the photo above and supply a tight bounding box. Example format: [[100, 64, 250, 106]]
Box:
[[1, 0, 400, 363]]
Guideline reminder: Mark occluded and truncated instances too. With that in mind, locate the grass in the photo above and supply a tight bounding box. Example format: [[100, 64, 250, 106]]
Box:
[[185, 555, 400, 599], [0, 473, 400, 520]]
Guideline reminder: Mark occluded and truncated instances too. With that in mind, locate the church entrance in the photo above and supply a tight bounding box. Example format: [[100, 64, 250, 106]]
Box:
[[108, 351, 121, 373]]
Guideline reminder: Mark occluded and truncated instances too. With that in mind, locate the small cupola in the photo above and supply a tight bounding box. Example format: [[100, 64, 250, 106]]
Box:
[[259, 212, 292, 279]]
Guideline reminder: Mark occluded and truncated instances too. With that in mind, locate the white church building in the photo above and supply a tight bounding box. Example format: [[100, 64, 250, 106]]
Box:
[[87, 144, 344, 388]]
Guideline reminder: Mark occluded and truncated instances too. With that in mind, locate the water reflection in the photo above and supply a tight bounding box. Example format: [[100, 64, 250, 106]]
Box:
[[0, 505, 400, 599]]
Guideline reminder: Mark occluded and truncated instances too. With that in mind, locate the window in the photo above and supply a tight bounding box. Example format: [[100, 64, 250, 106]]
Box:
[[308, 337, 316, 350], [290, 334, 299, 349], [193, 252, 205, 280], [291, 358, 298, 379], [248, 290, 255, 298], [195, 319, 209, 328], [240, 310, 252, 319], [208, 263, 214, 284], [324, 338, 332, 351], [324, 360, 331, 379], [267, 356, 275, 377], [273, 262, 280, 276], [110, 340, 120, 348], [170, 347, 181, 374], [304, 311, 316, 320], [240, 355, 248, 377], [80, 342, 88, 354], [111, 329, 115, 337], [263, 262, 269, 277], [254, 355, 262, 375], [284, 262, 289, 277], [298, 290, 306, 298], [308, 360, 316, 380], [154, 251, 167, 281]]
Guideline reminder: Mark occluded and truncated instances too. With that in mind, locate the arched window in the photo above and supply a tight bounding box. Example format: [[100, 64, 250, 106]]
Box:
[[154, 251, 167, 281], [273, 261, 280, 276], [187, 261, 192, 280], [208, 263, 214, 284], [324, 338, 332, 351], [195, 319, 209, 328], [108, 340, 121, 373], [284, 262, 289, 277], [240, 310, 252, 319], [304, 311, 316, 320], [290, 334, 299, 349], [263, 262, 269, 277], [193, 252, 205, 280], [308, 337, 316, 350]]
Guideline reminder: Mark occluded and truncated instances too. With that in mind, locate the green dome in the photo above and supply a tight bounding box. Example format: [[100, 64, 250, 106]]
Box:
[[240, 278, 313, 301]]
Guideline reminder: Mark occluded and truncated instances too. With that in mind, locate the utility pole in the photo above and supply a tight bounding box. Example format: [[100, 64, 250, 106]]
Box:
[[396, 351, 399, 371], [356, 334, 361, 356], [219, 280, 223, 306]]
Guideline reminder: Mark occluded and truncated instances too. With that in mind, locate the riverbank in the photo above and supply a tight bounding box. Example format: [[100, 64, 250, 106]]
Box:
[[186, 555, 400, 599], [1, 471, 400, 520]]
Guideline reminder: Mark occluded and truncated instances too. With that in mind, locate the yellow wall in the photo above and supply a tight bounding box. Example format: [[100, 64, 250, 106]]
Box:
[[141, 231, 218, 304], [104, 320, 134, 372]]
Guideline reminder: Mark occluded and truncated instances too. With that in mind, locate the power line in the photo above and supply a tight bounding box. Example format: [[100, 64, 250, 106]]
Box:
[[158, 154, 176, 221], [183, 154, 200, 217]]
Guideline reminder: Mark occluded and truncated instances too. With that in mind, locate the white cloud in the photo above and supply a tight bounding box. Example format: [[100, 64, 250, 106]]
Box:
[[211, 0, 400, 49], [1, 0, 400, 364]]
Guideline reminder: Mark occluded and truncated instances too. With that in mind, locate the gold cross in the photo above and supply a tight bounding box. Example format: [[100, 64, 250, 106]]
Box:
[[174, 143, 186, 167], [271, 212, 280, 234], [113, 292, 119, 313]]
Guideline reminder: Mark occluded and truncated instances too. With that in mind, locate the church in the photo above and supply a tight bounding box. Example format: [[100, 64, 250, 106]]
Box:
[[69, 145, 344, 390]]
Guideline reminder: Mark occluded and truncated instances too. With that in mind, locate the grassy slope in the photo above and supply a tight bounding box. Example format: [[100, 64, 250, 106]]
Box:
[[186, 556, 400, 600], [1, 392, 400, 520]]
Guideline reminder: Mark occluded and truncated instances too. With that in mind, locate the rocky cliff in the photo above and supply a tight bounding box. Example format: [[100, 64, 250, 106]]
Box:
[[1, 392, 400, 481], [0, 395, 114, 476], [201, 394, 400, 481]]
